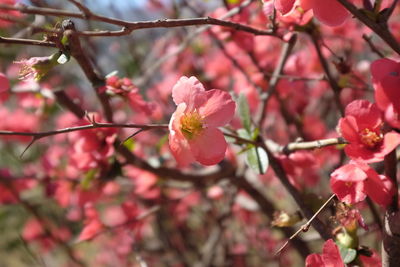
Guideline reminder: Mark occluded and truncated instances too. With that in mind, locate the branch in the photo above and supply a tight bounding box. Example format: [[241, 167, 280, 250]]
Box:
[[363, 34, 386, 58], [337, 0, 400, 55], [310, 30, 344, 116], [232, 176, 312, 258], [0, 122, 168, 139], [275, 194, 336, 255], [0, 3, 278, 38], [0, 175, 86, 266], [257, 34, 297, 127], [0, 36, 56, 47], [280, 137, 347, 154], [259, 139, 332, 241]]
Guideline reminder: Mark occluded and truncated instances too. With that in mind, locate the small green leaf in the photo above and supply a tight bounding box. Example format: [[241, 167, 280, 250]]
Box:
[[81, 169, 97, 190], [339, 246, 357, 264], [237, 128, 251, 139], [123, 137, 135, 151], [246, 146, 269, 174], [238, 94, 251, 133]]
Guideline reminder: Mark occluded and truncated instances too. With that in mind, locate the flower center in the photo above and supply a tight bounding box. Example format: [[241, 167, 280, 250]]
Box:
[[360, 128, 382, 149], [180, 111, 204, 140]]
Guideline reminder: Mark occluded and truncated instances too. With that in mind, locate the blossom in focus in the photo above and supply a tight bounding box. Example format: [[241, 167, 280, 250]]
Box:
[[169, 76, 235, 166], [371, 58, 400, 128], [305, 239, 344, 267], [14, 53, 60, 81], [338, 99, 400, 163], [274, 0, 350, 27], [330, 161, 395, 206]]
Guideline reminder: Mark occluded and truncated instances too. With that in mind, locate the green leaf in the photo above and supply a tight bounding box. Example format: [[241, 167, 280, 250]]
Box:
[[238, 94, 251, 133], [123, 137, 135, 151], [237, 128, 251, 139], [246, 146, 269, 174], [81, 169, 97, 190], [339, 246, 357, 264]]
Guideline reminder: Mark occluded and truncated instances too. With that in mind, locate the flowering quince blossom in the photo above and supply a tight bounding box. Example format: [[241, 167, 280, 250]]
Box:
[[169, 76, 235, 166], [338, 99, 400, 163], [305, 239, 344, 267], [274, 0, 350, 27], [371, 58, 400, 128], [14, 53, 60, 81], [330, 161, 395, 206]]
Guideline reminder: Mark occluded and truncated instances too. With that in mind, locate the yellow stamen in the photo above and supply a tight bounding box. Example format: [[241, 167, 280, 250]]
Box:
[[360, 128, 382, 149], [180, 111, 204, 140]]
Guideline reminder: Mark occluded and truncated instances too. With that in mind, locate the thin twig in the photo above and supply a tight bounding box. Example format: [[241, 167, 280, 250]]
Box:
[[362, 34, 385, 58], [275, 194, 336, 255], [337, 0, 400, 55], [0, 3, 278, 38], [310, 30, 344, 116], [0, 36, 56, 47], [0, 122, 168, 138]]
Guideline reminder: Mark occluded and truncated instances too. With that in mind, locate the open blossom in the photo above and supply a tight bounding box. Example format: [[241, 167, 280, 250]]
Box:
[[14, 53, 60, 81], [305, 239, 344, 267], [338, 100, 400, 163], [169, 76, 235, 166], [330, 161, 395, 206], [274, 0, 350, 26], [371, 58, 400, 128]]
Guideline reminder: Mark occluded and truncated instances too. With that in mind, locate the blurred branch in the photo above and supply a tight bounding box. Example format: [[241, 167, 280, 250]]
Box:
[[257, 34, 298, 128], [309, 30, 344, 116], [0, 36, 56, 47], [362, 34, 385, 58], [0, 122, 168, 138], [0, 176, 86, 267], [0, 3, 278, 38], [337, 0, 400, 55]]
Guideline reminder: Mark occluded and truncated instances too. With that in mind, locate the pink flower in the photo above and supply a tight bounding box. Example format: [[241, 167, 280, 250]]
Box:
[[14, 53, 60, 81], [275, 0, 350, 27], [274, 0, 296, 15], [305, 239, 344, 267], [338, 100, 400, 163], [330, 161, 395, 206], [169, 76, 235, 166], [0, 73, 10, 102], [104, 75, 155, 115], [0, 0, 22, 28], [371, 58, 400, 128]]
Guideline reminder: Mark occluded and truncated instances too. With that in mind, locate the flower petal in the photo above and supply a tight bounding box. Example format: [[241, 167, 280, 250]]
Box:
[[172, 76, 206, 111], [365, 173, 395, 207], [331, 163, 367, 204], [344, 100, 382, 130], [371, 58, 400, 82], [322, 239, 344, 267], [275, 0, 296, 15], [169, 104, 196, 167], [312, 0, 350, 26], [190, 128, 227, 166], [199, 89, 236, 127]]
